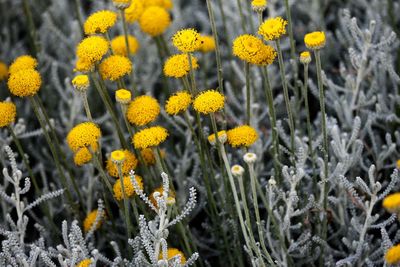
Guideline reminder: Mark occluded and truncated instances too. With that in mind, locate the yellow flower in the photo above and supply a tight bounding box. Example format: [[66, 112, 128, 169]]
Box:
[[172, 28, 202, 53], [84, 10, 117, 35], [0, 61, 8, 81], [99, 55, 132, 81], [111, 150, 126, 163], [111, 35, 140, 56], [383, 193, 400, 213], [74, 58, 94, 73], [126, 95, 160, 126], [227, 125, 258, 147], [72, 75, 90, 92], [113, 0, 131, 9], [251, 0, 267, 12], [76, 36, 109, 65], [73, 147, 93, 166], [258, 17, 288, 41], [66, 122, 101, 152], [83, 209, 104, 232], [304, 31, 326, 50], [193, 90, 225, 115], [397, 159, 400, 169], [140, 148, 157, 165], [76, 259, 92, 267], [385, 244, 400, 265], [163, 54, 199, 78], [139, 6, 171, 37], [159, 248, 186, 264], [208, 130, 227, 145], [150, 186, 176, 207], [7, 69, 42, 97], [232, 34, 277, 65], [106, 149, 138, 177], [115, 89, 132, 104], [9, 55, 38, 74], [113, 175, 143, 201], [165, 91, 192, 115], [143, 0, 172, 9], [198, 35, 215, 53], [125, 0, 145, 23], [299, 51, 312, 64], [133, 126, 168, 149], [0, 102, 16, 127]]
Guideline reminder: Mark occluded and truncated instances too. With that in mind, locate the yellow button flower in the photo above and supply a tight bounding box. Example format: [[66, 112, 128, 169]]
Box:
[[125, 0, 145, 23], [158, 248, 186, 264], [0, 61, 8, 81], [139, 6, 171, 37], [76, 36, 109, 65], [74, 58, 94, 73], [72, 75, 90, 92], [140, 148, 157, 165], [106, 149, 138, 178], [208, 130, 227, 145], [111, 35, 140, 56], [66, 122, 101, 152], [172, 28, 202, 53], [115, 89, 132, 104], [113, 175, 143, 201], [99, 55, 132, 81], [76, 259, 92, 267], [227, 125, 258, 147], [299, 51, 312, 64], [73, 147, 94, 166], [7, 69, 42, 97], [84, 10, 117, 35], [198, 35, 215, 53], [9, 55, 38, 74], [193, 90, 225, 115], [232, 34, 277, 65], [163, 54, 199, 78], [258, 17, 288, 41], [111, 150, 126, 163], [165, 91, 192, 116], [0, 101, 16, 127], [133, 126, 168, 149], [385, 244, 400, 265], [304, 31, 326, 50], [113, 0, 131, 9], [83, 209, 104, 232], [383, 192, 400, 213], [251, 0, 267, 12], [126, 95, 160, 126]]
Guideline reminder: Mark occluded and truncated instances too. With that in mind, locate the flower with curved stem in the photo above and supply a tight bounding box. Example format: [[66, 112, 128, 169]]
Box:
[[193, 89, 225, 115], [9, 55, 38, 74], [258, 17, 288, 41], [165, 91, 192, 115], [163, 54, 199, 78], [0, 101, 16, 127], [7, 69, 42, 97], [304, 31, 326, 50], [99, 55, 132, 81], [172, 28, 202, 53], [126, 95, 160, 126], [111, 35, 140, 56], [106, 149, 138, 177], [113, 175, 143, 200], [133, 126, 168, 149], [227, 125, 258, 148], [139, 6, 171, 37], [84, 10, 117, 35]]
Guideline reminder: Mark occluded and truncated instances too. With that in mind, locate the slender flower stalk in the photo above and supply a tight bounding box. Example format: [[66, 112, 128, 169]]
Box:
[[80, 91, 93, 121], [115, 158, 133, 238], [22, 0, 38, 57], [283, 0, 296, 60], [245, 62, 251, 125], [187, 53, 198, 94]]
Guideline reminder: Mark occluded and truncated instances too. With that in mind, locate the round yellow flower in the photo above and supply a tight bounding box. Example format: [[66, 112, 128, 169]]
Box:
[[299, 51, 312, 64], [159, 248, 186, 264], [208, 130, 227, 145], [198, 35, 215, 53], [139, 6, 171, 37], [385, 244, 400, 265], [258, 17, 288, 41], [150, 186, 176, 207], [304, 31, 326, 50], [76, 36, 109, 64], [227, 125, 258, 147], [0, 61, 8, 81], [193, 90, 225, 115], [84, 10, 117, 35], [232, 34, 277, 65], [140, 148, 157, 165], [0, 102, 16, 127], [163, 54, 199, 78], [383, 193, 400, 213], [73, 147, 94, 166], [7, 69, 42, 97], [396, 159, 400, 169], [165, 91, 192, 115], [111, 35, 140, 56], [113, 175, 143, 201], [83, 209, 104, 232], [76, 259, 92, 267], [66, 122, 101, 152], [113, 0, 131, 9], [72, 75, 90, 92], [133, 126, 168, 149], [251, 0, 267, 12], [99, 55, 132, 81], [115, 89, 132, 104], [9, 55, 38, 74], [125, 0, 145, 23], [126, 95, 160, 126], [111, 150, 126, 163], [106, 149, 138, 177], [74, 58, 94, 73], [172, 28, 202, 53]]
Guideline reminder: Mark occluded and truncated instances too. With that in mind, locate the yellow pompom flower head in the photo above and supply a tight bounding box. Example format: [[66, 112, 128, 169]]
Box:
[[83, 209, 105, 232], [113, 175, 143, 201], [251, 0, 267, 12], [111, 35, 140, 56], [99, 55, 132, 81], [258, 17, 288, 41], [165, 91, 192, 116], [304, 31, 326, 50], [115, 89, 132, 104], [0, 61, 8, 81], [84, 10, 117, 35], [124, 0, 145, 23], [300, 51, 312, 65], [232, 34, 277, 65], [74, 147, 93, 166], [72, 75, 90, 92], [193, 90, 225, 115], [9, 55, 38, 74], [198, 35, 216, 53], [133, 126, 168, 149], [141, 148, 157, 165], [227, 125, 258, 148], [385, 244, 400, 265], [111, 150, 126, 164], [126, 95, 160, 126], [163, 54, 199, 78], [159, 248, 186, 264], [8, 69, 42, 97], [76, 36, 109, 66], [76, 259, 92, 267], [208, 130, 227, 146], [0, 101, 16, 128], [396, 159, 400, 169], [113, 0, 131, 9], [383, 193, 400, 213], [139, 6, 171, 37], [106, 149, 138, 177], [66, 122, 101, 153], [172, 28, 202, 53]]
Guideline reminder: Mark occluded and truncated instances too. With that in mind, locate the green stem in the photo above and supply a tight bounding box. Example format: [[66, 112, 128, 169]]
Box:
[[117, 162, 132, 238], [187, 53, 198, 94], [80, 91, 93, 121], [236, 0, 247, 32], [73, 0, 84, 36], [245, 62, 251, 125], [283, 0, 296, 60], [22, 0, 38, 57]]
